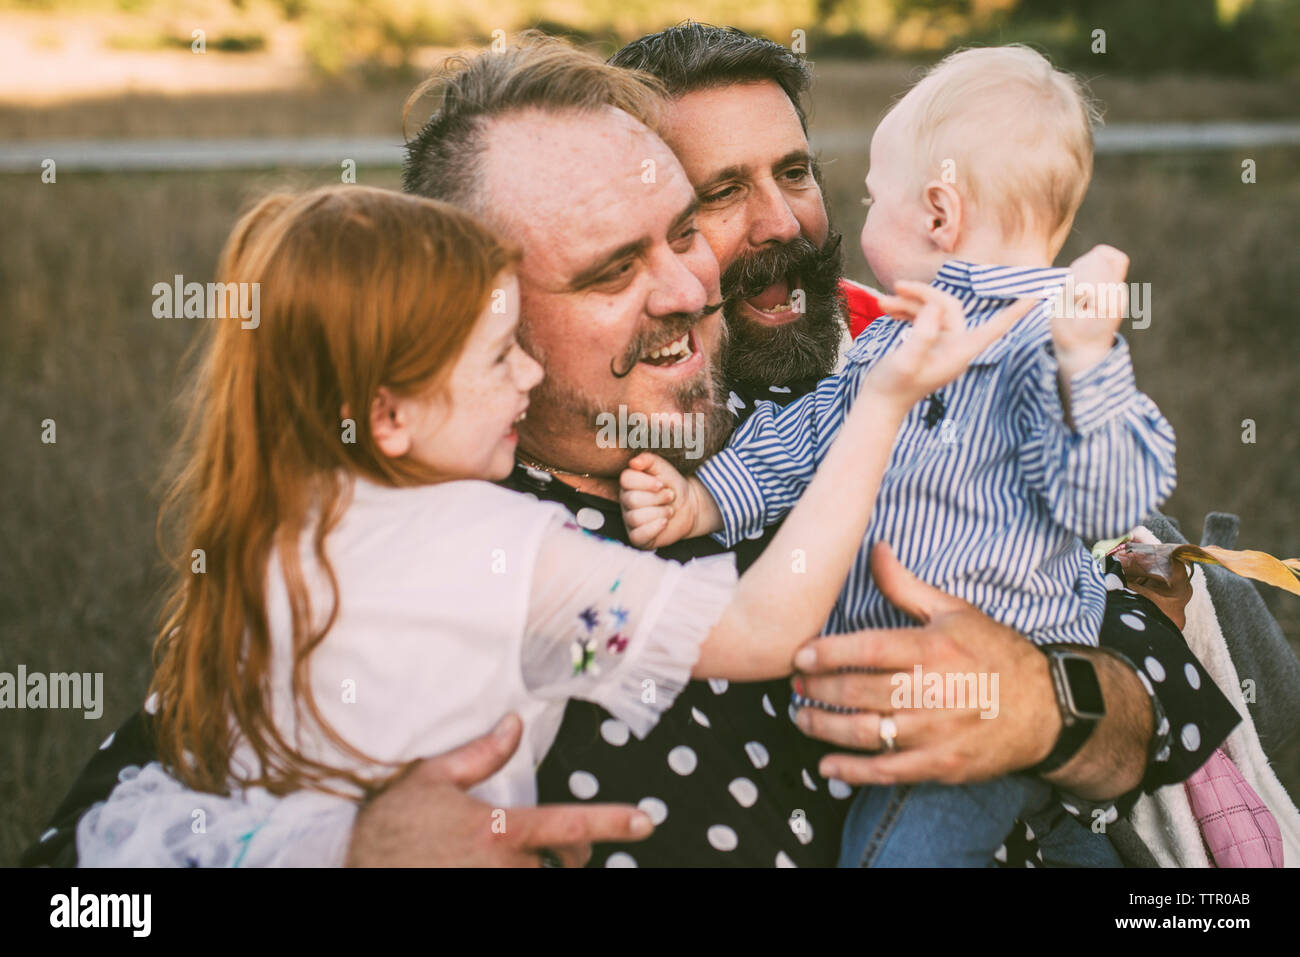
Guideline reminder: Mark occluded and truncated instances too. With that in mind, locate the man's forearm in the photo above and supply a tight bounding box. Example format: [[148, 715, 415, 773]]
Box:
[[1042, 648, 1152, 800]]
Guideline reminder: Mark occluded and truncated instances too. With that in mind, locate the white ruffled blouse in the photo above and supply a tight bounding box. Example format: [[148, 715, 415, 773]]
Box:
[[78, 477, 737, 866]]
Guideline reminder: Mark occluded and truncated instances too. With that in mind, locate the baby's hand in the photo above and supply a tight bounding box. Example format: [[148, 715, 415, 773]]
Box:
[[1055, 244, 1130, 377], [618, 452, 699, 549]]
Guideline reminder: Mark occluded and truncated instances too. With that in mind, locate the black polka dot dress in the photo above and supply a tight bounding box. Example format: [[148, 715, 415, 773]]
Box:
[[522, 461, 852, 867], [19, 385, 1242, 868]]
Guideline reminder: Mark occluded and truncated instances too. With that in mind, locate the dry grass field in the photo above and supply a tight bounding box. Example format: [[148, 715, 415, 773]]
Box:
[[1, 63, 1298, 864]]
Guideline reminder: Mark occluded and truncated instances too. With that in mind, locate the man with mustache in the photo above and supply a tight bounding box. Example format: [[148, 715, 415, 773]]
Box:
[[612, 27, 883, 403], [526, 24, 1235, 867], [29, 31, 1235, 869]]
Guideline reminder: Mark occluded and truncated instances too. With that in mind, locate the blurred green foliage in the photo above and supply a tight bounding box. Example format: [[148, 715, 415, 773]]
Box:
[[3, 0, 1296, 78], [301, 0, 468, 79], [106, 30, 266, 52], [966, 0, 1300, 77], [290, 0, 1300, 79]]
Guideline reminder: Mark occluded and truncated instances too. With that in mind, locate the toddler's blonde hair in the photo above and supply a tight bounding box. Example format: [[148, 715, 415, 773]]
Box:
[[896, 45, 1102, 241]]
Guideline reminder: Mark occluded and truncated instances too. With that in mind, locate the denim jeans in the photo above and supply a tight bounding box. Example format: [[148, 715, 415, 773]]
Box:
[[838, 774, 1123, 867]]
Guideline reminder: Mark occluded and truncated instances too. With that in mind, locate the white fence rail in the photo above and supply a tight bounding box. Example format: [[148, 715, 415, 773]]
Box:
[[2, 122, 1298, 173]]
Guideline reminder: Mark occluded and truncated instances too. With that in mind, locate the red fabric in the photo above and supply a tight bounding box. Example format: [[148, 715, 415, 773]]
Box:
[[840, 278, 887, 339]]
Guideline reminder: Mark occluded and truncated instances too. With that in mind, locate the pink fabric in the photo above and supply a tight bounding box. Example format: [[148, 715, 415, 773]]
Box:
[[1184, 748, 1284, 867]]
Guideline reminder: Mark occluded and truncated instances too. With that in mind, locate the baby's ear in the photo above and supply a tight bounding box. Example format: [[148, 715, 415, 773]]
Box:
[[369, 387, 412, 459], [922, 180, 962, 253]]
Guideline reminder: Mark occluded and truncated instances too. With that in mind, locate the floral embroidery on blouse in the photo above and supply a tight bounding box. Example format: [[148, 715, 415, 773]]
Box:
[[571, 637, 600, 676], [567, 595, 635, 676]]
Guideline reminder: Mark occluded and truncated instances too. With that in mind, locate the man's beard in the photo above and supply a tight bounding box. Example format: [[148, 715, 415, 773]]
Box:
[[720, 231, 847, 388], [518, 320, 735, 476], [652, 354, 735, 473]]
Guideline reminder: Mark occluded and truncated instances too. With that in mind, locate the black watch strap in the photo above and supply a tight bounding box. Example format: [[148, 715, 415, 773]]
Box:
[[1029, 715, 1096, 775], [1028, 648, 1105, 775]]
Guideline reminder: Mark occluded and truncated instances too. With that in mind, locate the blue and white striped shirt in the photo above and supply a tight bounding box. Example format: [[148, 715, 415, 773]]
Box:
[[698, 260, 1177, 646]]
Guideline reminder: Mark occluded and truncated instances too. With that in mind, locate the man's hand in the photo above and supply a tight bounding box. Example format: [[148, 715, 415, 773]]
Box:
[[1055, 243, 1130, 380], [791, 542, 1153, 800], [619, 452, 719, 549], [346, 714, 653, 867], [791, 542, 1060, 787]]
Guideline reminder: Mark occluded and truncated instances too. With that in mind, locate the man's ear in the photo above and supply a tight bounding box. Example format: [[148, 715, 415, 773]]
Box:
[[369, 387, 412, 459], [922, 180, 963, 254]]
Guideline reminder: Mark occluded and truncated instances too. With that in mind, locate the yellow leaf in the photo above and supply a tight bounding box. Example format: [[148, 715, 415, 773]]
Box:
[[1120, 543, 1300, 597]]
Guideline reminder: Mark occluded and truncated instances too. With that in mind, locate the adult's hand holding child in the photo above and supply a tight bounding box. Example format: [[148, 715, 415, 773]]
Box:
[[793, 541, 1153, 801], [346, 713, 654, 867], [791, 542, 1061, 788]]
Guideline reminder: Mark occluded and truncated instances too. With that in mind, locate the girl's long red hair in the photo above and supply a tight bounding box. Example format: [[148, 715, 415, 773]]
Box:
[[150, 185, 517, 796]]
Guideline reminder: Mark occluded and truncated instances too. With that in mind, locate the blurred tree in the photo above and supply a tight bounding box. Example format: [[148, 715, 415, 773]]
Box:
[[973, 0, 1296, 75]]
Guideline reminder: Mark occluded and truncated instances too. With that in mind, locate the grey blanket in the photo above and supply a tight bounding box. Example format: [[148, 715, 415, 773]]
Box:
[[1108, 511, 1300, 867]]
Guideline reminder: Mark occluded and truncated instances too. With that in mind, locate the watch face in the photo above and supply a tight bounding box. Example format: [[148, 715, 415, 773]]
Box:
[[1062, 655, 1106, 719]]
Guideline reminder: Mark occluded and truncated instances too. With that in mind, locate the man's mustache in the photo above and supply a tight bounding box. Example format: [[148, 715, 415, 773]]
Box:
[[722, 232, 843, 304], [609, 300, 724, 379]]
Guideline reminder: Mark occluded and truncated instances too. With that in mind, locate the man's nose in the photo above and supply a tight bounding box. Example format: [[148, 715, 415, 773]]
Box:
[[747, 180, 802, 248], [645, 244, 711, 319]]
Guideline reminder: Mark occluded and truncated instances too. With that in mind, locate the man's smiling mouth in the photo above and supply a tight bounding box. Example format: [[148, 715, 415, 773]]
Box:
[[639, 328, 697, 367], [740, 275, 803, 326]]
